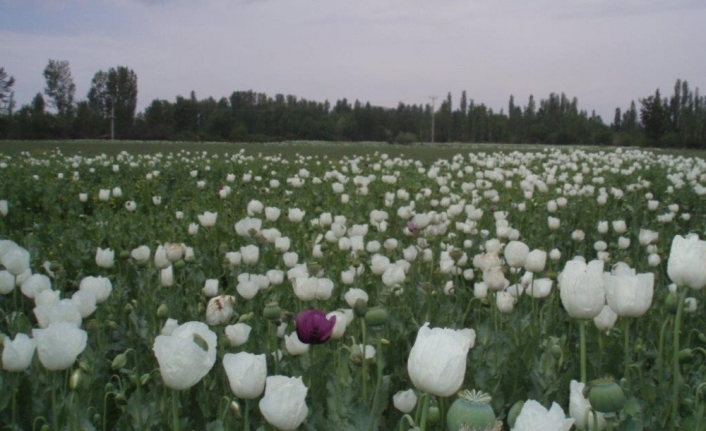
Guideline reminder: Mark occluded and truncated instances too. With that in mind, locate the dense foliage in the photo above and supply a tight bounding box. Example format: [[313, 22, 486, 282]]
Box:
[[1, 61, 705, 148]]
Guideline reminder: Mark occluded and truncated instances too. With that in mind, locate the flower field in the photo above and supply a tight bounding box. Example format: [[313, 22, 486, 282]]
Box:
[[1, 143, 705, 431]]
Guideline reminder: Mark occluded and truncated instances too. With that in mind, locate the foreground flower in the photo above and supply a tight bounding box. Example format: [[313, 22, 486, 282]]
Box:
[[512, 399, 574, 431], [603, 263, 654, 317], [33, 322, 88, 371], [152, 321, 217, 390], [407, 323, 475, 397], [2, 333, 36, 372], [558, 259, 605, 319], [294, 310, 336, 344], [259, 376, 309, 431], [223, 352, 267, 399], [667, 234, 706, 290]]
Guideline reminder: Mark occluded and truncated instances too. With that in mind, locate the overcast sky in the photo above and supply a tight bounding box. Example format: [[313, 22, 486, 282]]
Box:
[[1, 0, 705, 122]]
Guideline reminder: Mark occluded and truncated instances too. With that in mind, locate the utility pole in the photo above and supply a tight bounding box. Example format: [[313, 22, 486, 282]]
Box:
[[429, 95, 438, 144]]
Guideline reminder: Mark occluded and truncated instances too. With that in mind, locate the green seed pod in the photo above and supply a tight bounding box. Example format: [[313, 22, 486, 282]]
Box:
[[136, 260, 149, 268], [92, 413, 101, 424], [699, 333, 706, 343], [119, 250, 130, 260], [111, 353, 127, 370], [263, 302, 282, 321], [507, 400, 525, 429], [105, 382, 115, 393], [588, 379, 625, 413], [173, 259, 186, 269], [115, 393, 127, 405], [124, 303, 133, 314], [69, 369, 82, 391], [364, 307, 389, 327], [447, 390, 496, 431], [550, 344, 562, 359], [41, 425, 50, 431], [665, 292, 678, 313], [353, 298, 368, 318], [427, 406, 440, 424], [157, 304, 169, 319]]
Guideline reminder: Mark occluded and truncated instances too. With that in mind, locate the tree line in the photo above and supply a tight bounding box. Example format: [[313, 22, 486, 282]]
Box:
[[0, 60, 705, 148]]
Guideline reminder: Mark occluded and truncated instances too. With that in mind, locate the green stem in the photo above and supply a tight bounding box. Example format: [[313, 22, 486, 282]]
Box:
[[361, 319, 368, 401], [580, 319, 587, 383], [657, 316, 671, 392], [11, 376, 17, 428], [670, 288, 688, 431], [52, 371, 59, 430], [369, 339, 384, 431], [419, 392, 431, 431], [244, 399, 250, 431], [623, 318, 630, 379], [172, 389, 181, 431]]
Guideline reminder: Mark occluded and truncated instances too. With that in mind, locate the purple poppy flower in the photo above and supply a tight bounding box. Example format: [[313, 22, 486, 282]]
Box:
[[294, 310, 336, 344]]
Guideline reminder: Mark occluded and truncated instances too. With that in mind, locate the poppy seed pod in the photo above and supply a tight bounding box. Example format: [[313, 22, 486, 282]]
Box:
[[447, 390, 496, 431]]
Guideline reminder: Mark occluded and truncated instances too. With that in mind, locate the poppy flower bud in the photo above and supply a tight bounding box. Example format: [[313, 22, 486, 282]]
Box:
[[111, 353, 127, 370], [507, 400, 524, 429], [157, 304, 169, 319], [69, 369, 82, 390], [353, 298, 368, 317]]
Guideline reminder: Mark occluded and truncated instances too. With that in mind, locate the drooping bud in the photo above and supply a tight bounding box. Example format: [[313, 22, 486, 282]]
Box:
[[69, 369, 82, 390], [111, 353, 127, 370]]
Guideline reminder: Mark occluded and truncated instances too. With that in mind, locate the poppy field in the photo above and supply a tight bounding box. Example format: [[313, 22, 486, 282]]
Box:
[[1, 142, 705, 431]]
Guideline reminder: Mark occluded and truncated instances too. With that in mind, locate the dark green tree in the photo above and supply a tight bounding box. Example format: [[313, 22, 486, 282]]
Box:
[[0, 67, 16, 116], [87, 66, 138, 138], [43, 59, 76, 117], [640, 89, 669, 144]]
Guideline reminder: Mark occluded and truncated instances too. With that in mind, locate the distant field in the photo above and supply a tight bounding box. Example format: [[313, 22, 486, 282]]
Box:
[[2, 139, 705, 160]]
